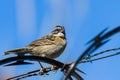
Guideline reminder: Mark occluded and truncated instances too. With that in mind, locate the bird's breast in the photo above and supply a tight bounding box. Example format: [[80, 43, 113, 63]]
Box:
[[55, 37, 66, 46]]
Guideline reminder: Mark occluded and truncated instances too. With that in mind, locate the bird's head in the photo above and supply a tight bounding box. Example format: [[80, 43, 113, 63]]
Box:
[[51, 26, 66, 38]]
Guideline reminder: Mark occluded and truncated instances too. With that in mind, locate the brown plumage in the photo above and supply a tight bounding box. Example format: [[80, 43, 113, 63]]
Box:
[[4, 26, 67, 59]]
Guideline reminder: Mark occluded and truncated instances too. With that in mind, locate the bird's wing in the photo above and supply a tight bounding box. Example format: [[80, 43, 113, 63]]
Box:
[[28, 35, 55, 46]]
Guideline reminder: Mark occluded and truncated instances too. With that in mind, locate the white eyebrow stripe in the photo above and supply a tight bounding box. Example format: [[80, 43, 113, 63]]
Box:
[[54, 33, 64, 37]]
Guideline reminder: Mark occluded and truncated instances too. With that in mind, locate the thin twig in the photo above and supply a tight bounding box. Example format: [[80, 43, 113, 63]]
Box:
[[81, 47, 120, 63], [80, 52, 120, 63], [5, 66, 54, 80]]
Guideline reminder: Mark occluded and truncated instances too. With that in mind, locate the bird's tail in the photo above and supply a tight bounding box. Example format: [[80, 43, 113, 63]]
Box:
[[4, 48, 27, 55], [4, 47, 33, 66]]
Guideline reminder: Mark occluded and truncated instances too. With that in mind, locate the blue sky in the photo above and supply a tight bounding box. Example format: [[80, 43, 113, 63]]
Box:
[[0, 0, 120, 80]]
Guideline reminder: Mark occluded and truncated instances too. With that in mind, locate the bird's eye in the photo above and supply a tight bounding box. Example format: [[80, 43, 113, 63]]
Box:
[[53, 30, 59, 34]]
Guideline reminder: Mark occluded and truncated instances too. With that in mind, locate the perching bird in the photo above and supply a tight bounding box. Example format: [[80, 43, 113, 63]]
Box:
[[4, 26, 67, 60]]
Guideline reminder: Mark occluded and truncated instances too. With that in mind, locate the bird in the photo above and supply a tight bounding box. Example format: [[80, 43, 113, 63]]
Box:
[[4, 26, 67, 71], [4, 26, 67, 59]]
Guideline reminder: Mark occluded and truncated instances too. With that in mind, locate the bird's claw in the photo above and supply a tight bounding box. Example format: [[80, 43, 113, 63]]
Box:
[[51, 65, 59, 72], [39, 68, 49, 76]]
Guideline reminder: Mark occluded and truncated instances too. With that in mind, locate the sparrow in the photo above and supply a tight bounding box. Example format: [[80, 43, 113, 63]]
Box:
[[4, 26, 67, 59]]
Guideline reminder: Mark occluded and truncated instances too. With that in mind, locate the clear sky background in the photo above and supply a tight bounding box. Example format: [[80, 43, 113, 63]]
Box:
[[0, 0, 120, 80]]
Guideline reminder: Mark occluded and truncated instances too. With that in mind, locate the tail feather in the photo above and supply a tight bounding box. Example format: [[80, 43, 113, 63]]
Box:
[[4, 48, 27, 55]]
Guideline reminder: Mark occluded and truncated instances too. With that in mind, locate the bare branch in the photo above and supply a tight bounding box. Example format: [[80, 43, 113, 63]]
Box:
[[80, 47, 120, 63], [64, 26, 120, 80], [0, 56, 64, 68], [81, 52, 120, 63]]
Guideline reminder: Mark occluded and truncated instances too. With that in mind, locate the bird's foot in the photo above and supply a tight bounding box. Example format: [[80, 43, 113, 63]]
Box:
[[51, 65, 59, 72], [39, 68, 48, 76]]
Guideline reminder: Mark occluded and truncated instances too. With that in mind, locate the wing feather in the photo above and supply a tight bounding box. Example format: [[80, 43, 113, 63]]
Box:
[[28, 35, 55, 46]]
